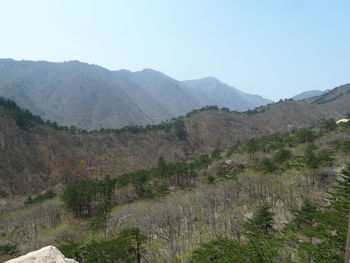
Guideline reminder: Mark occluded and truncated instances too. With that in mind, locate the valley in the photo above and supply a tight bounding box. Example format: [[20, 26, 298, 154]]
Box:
[[1, 84, 350, 262]]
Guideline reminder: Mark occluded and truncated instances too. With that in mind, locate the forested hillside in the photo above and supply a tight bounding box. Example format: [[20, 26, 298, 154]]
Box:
[[0, 84, 349, 197], [1, 111, 350, 262]]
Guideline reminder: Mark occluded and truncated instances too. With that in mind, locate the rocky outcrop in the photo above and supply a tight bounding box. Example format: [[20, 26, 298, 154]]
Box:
[[5, 246, 77, 263]]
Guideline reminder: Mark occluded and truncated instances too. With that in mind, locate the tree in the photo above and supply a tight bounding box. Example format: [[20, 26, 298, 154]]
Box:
[[273, 148, 292, 164], [83, 228, 147, 263], [61, 180, 98, 217], [189, 238, 250, 263], [312, 166, 350, 262], [118, 228, 148, 263], [303, 144, 319, 168], [317, 149, 334, 166], [285, 199, 319, 263], [173, 119, 187, 140], [320, 118, 337, 132], [89, 202, 111, 238], [211, 149, 221, 160], [246, 138, 260, 160], [294, 128, 316, 144], [189, 237, 280, 263], [259, 158, 277, 174], [157, 156, 168, 183], [243, 200, 275, 238]]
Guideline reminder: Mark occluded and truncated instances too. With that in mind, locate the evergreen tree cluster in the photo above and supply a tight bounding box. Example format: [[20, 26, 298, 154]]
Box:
[[189, 165, 350, 262], [59, 228, 147, 263]]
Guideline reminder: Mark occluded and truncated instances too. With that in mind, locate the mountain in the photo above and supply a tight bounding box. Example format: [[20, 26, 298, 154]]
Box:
[[183, 77, 272, 111], [1, 84, 350, 197], [0, 59, 272, 130], [115, 68, 203, 122], [292, 90, 325, 100], [2, 85, 350, 260]]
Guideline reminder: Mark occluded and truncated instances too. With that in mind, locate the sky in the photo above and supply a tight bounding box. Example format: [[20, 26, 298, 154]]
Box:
[[0, 0, 349, 100]]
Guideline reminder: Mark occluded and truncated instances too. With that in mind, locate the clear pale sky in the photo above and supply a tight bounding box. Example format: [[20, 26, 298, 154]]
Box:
[[0, 0, 349, 100]]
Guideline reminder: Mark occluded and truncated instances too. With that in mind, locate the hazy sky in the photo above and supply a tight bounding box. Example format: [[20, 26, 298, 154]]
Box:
[[0, 0, 349, 100]]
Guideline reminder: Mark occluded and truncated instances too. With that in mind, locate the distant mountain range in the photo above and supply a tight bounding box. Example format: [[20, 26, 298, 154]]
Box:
[[0, 59, 272, 130]]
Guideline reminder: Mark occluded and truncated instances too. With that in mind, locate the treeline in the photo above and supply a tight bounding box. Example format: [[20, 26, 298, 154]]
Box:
[[241, 120, 337, 158], [0, 96, 189, 138], [0, 97, 45, 130], [59, 227, 147, 263], [60, 152, 219, 219], [189, 165, 350, 262], [0, 96, 310, 138]]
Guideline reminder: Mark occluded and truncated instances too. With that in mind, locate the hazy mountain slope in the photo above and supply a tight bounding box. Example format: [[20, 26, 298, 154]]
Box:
[[1, 84, 349, 197], [117, 69, 202, 121], [0, 59, 155, 130], [292, 90, 324, 100], [0, 59, 272, 130], [182, 77, 273, 111]]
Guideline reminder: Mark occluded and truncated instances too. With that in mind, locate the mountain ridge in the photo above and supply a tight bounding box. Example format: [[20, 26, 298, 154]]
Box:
[[0, 59, 272, 130]]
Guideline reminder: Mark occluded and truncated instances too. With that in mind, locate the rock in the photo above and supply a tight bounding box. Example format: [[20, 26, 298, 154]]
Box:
[[336, 118, 350, 124], [5, 246, 78, 263]]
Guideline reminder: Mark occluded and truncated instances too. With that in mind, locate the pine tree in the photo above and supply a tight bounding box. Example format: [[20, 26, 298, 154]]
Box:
[[285, 199, 319, 263], [243, 200, 275, 238], [242, 200, 282, 262], [309, 165, 350, 262]]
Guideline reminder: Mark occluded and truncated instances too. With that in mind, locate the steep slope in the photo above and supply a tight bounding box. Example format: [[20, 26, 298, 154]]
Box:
[[292, 90, 324, 100], [1, 84, 350, 197], [182, 77, 272, 111], [117, 69, 202, 121], [0, 59, 272, 130], [0, 59, 154, 130]]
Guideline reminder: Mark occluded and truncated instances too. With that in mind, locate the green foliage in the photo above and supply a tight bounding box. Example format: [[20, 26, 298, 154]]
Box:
[[303, 144, 319, 168], [303, 144, 333, 168], [62, 157, 203, 217], [0, 97, 44, 130], [24, 190, 56, 205], [89, 202, 111, 237], [61, 179, 111, 217], [283, 166, 350, 262], [190, 236, 279, 262], [243, 133, 293, 159], [294, 128, 316, 143], [173, 119, 187, 140], [320, 118, 337, 132], [189, 237, 267, 263], [0, 244, 17, 256], [285, 199, 319, 262], [273, 148, 292, 164], [314, 165, 350, 261], [193, 154, 211, 169], [58, 242, 82, 261], [185, 105, 220, 118], [246, 138, 260, 160], [243, 200, 275, 238], [83, 228, 147, 263], [317, 149, 334, 165], [216, 163, 236, 179], [259, 158, 278, 174], [313, 92, 344, 104], [207, 175, 215, 184], [211, 149, 221, 160]]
